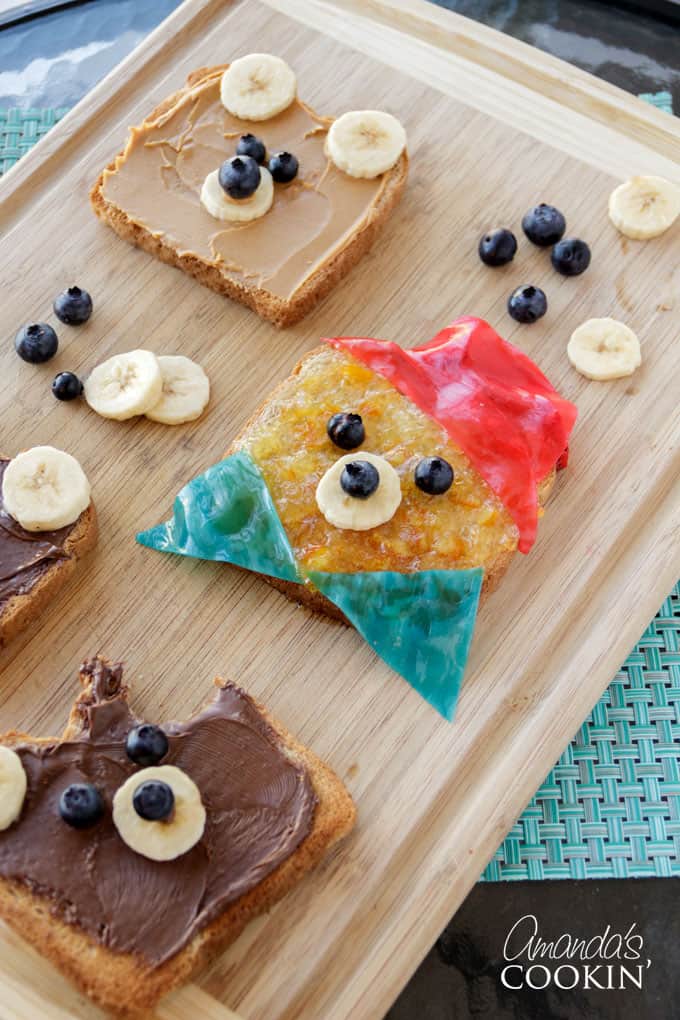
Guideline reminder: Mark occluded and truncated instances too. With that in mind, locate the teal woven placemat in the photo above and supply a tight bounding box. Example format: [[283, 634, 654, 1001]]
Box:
[[0, 108, 69, 174], [2, 101, 678, 881]]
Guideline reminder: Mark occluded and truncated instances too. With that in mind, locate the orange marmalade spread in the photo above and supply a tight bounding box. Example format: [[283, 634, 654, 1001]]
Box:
[[237, 347, 518, 575], [101, 69, 388, 300]]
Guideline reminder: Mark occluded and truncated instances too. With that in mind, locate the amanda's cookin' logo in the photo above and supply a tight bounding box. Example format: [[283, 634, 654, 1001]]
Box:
[[501, 914, 652, 991]]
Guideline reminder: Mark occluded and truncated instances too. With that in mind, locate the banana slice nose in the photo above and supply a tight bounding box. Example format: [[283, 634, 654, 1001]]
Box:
[[316, 452, 402, 531]]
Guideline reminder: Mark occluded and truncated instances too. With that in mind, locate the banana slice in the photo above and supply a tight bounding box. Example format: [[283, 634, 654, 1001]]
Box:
[[1, 446, 90, 532], [326, 110, 406, 179], [113, 765, 205, 862], [200, 166, 273, 223], [220, 54, 296, 121], [567, 318, 641, 381], [608, 175, 680, 240], [316, 452, 402, 531], [0, 747, 27, 831], [145, 356, 210, 425], [84, 350, 162, 421]]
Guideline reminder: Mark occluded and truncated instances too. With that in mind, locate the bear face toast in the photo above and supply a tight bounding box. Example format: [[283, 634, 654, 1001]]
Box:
[[0, 448, 97, 649], [0, 657, 355, 1018], [138, 317, 577, 719], [91, 55, 408, 328]]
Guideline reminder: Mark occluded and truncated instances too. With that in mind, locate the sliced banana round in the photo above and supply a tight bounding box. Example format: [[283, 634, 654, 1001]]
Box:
[[316, 452, 402, 531], [0, 747, 27, 831], [84, 350, 162, 421], [113, 765, 205, 862], [567, 318, 641, 381], [145, 356, 210, 425], [326, 110, 406, 179], [200, 166, 273, 223], [220, 53, 296, 121], [2, 446, 90, 532], [608, 175, 680, 240]]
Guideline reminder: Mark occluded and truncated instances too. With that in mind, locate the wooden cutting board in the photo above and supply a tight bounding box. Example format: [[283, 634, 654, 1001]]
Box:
[[0, 1, 678, 1018]]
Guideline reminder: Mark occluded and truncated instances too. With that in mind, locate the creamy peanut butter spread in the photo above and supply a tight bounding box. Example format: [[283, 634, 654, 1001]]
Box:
[[101, 70, 388, 300]]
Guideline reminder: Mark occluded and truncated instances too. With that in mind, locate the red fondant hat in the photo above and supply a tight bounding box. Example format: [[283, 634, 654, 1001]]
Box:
[[325, 317, 577, 553]]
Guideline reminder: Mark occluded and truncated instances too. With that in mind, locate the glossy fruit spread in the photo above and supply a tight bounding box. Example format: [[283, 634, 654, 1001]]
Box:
[[328, 317, 577, 552], [236, 346, 517, 574]]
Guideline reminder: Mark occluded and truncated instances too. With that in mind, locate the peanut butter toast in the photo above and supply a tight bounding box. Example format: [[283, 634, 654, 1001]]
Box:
[[91, 56, 408, 328]]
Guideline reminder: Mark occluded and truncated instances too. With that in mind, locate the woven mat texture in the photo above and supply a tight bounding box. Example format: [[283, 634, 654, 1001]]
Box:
[[0, 98, 677, 881]]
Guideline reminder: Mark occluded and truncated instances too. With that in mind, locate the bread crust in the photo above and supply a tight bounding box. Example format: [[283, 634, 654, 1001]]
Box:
[[227, 347, 557, 623], [0, 501, 98, 649], [90, 67, 409, 328], [0, 673, 355, 1018]]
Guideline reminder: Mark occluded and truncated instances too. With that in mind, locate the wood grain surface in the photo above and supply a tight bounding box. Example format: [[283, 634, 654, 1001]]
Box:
[[0, 1, 679, 1018]]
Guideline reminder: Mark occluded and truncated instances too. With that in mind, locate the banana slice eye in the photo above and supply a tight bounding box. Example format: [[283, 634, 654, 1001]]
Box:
[[113, 765, 205, 862], [0, 747, 27, 831], [316, 452, 401, 531]]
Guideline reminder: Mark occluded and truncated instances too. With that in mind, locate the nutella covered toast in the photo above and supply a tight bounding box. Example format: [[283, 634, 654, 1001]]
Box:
[[0, 657, 354, 1017], [0, 449, 97, 649]]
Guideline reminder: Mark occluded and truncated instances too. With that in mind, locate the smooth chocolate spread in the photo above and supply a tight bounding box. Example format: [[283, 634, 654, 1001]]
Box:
[[0, 658, 317, 964], [0, 459, 74, 607], [101, 69, 387, 299]]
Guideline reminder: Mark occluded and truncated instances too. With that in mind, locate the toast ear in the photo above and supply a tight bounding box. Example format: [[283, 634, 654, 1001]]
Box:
[[136, 451, 301, 583], [307, 568, 483, 719]]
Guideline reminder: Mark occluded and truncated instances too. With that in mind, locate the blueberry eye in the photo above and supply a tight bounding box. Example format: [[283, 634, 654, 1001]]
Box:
[[327, 412, 365, 450], [340, 460, 380, 499], [133, 780, 175, 822], [59, 783, 105, 829], [414, 457, 454, 495]]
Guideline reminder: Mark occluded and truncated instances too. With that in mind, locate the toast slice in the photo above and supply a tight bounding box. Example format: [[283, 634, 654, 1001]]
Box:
[[0, 457, 97, 649], [91, 65, 408, 328], [0, 657, 355, 1018], [136, 318, 575, 717], [229, 344, 557, 622]]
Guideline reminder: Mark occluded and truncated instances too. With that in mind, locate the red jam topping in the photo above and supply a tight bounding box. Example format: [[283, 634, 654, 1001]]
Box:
[[325, 317, 577, 553]]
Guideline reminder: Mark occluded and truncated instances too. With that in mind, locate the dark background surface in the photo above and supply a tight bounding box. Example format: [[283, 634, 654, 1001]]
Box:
[[1, 2, 678, 1018], [0, 0, 678, 109]]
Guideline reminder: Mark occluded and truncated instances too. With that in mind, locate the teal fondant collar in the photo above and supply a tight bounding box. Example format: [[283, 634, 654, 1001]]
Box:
[[136, 451, 301, 583], [137, 451, 483, 720]]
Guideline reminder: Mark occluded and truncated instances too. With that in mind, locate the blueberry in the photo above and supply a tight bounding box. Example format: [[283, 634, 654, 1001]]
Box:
[[327, 412, 365, 450], [415, 457, 454, 495], [126, 723, 169, 767], [52, 371, 83, 401], [507, 285, 548, 324], [236, 133, 266, 165], [478, 228, 517, 267], [340, 460, 380, 499], [133, 780, 175, 822], [59, 783, 104, 829], [53, 286, 93, 325], [521, 204, 566, 247], [218, 155, 261, 200], [14, 323, 58, 364], [551, 238, 591, 276], [268, 151, 299, 184]]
